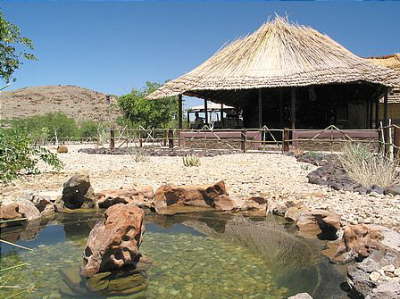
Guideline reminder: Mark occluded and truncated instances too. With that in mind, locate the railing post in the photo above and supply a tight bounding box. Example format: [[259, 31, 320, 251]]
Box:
[[394, 126, 400, 160], [168, 129, 174, 149], [241, 129, 247, 152], [139, 137, 143, 148], [110, 127, 115, 150], [163, 129, 167, 146], [283, 128, 290, 152]]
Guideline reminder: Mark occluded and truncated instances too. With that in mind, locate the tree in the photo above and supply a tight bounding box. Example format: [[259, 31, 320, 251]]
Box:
[[0, 10, 36, 83], [118, 82, 178, 128]]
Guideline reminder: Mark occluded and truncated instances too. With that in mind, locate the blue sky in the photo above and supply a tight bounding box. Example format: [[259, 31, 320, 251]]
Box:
[[1, 0, 400, 108]]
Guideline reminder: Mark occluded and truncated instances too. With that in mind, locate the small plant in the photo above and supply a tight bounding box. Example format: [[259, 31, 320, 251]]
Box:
[[339, 143, 398, 188], [183, 155, 201, 167], [0, 129, 63, 182], [130, 148, 149, 162]]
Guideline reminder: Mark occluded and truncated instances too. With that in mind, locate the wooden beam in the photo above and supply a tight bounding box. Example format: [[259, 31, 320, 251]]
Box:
[[291, 88, 296, 130], [178, 94, 183, 129], [204, 99, 208, 125], [258, 89, 263, 128], [375, 98, 380, 129], [187, 110, 190, 127]]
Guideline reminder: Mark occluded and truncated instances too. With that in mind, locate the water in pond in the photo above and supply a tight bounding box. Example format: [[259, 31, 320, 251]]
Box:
[[0, 211, 347, 298]]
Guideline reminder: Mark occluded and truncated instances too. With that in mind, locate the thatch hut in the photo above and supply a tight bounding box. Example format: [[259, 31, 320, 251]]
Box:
[[147, 17, 399, 130], [367, 54, 400, 124]]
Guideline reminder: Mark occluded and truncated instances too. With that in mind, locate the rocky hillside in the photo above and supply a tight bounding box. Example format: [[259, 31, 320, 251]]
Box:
[[0, 85, 121, 122]]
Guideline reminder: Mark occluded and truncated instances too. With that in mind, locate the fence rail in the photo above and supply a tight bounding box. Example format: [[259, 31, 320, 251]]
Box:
[[42, 122, 398, 158]]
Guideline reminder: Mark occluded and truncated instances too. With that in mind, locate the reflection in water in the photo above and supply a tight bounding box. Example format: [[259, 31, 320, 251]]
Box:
[[0, 211, 347, 299]]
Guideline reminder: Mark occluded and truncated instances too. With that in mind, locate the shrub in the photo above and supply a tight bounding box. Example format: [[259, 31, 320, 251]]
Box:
[[79, 120, 99, 138], [0, 129, 63, 182], [129, 148, 149, 163], [183, 155, 201, 167], [339, 143, 398, 188]]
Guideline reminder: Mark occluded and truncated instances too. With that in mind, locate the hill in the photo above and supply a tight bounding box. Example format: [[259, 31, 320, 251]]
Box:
[[0, 85, 121, 122]]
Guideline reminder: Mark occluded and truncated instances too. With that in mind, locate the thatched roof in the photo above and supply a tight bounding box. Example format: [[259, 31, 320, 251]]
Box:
[[147, 17, 399, 103], [367, 54, 400, 104]]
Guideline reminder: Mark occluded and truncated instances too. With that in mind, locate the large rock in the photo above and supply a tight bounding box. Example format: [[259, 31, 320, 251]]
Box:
[[334, 224, 384, 263], [81, 204, 145, 277], [0, 200, 41, 226], [295, 209, 341, 239], [96, 187, 154, 209], [154, 181, 235, 214], [384, 185, 400, 196], [23, 193, 60, 217], [240, 197, 267, 216], [62, 174, 96, 209], [288, 293, 313, 299]]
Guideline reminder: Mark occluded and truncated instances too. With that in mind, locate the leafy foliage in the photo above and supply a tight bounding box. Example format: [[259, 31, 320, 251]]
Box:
[[0, 129, 63, 182], [4, 112, 105, 142], [118, 82, 178, 129], [0, 10, 36, 82]]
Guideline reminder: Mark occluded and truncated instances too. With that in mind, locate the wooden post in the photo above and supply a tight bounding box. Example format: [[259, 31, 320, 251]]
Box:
[[178, 94, 183, 129], [283, 128, 290, 152], [394, 126, 400, 160], [279, 89, 283, 128], [258, 88, 263, 128], [220, 103, 224, 128], [204, 99, 208, 125], [187, 110, 190, 127], [163, 129, 167, 146], [384, 89, 389, 155], [241, 129, 247, 152], [168, 129, 174, 149], [110, 128, 115, 150], [291, 88, 296, 130], [375, 99, 380, 129], [139, 138, 143, 148]]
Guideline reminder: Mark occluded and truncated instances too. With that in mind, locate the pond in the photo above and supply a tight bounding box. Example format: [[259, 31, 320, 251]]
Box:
[[0, 211, 347, 298]]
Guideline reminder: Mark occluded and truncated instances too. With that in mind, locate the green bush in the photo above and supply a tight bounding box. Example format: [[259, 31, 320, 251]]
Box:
[[0, 129, 63, 182], [79, 120, 99, 138]]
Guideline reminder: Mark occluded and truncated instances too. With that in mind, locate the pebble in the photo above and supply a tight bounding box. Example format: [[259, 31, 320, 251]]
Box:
[[370, 272, 381, 282]]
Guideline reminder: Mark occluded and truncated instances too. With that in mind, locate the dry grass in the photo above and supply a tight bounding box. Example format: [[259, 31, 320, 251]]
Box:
[[147, 17, 399, 100], [339, 143, 398, 188], [182, 155, 201, 167]]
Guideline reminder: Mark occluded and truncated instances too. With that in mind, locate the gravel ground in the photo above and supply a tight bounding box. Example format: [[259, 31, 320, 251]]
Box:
[[1, 144, 399, 230]]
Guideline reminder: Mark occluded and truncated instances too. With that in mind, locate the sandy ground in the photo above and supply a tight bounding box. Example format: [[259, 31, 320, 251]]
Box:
[[1, 144, 400, 230]]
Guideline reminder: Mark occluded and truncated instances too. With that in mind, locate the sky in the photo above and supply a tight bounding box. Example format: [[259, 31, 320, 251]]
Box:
[[1, 0, 400, 108]]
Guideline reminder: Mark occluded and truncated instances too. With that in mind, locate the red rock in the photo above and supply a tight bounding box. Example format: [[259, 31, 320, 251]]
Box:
[[154, 181, 234, 214], [96, 186, 154, 209], [240, 197, 268, 216], [334, 224, 383, 262], [81, 204, 145, 277], [296, 209, 341, 238], [0, 200, 41, 222]]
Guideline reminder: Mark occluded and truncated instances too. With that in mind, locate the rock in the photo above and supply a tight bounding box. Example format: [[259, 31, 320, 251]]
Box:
[[62, 174, 96, 209], [57, 145, 68, 153], [288, 293, 313, 299], [384, 185, 400, 196], [367, 280, 400, 299], [369, 185, 384, 195], [295, 209, 341, 239], [154, 181, 235, 214], [334, 224, 384, 263], [240, 197, 267, 216], [348, 249, 400, 298], [96, 186, 154, 209], [81, 204, 145, 277], [267, 201, 288, 216], [285, 206, 307, 222], [28, 194, 58, 217], [0, 200, 41, 224]]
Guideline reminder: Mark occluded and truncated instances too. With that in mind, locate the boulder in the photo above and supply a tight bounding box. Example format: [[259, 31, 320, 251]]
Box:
[[240, 197, 267, 216], [285, 205, 307, 222], [0, 200, 41, 225], [96, 186, 154, 209], [384, 185, 400, 196], [295, 209, 341, 239], [28, 194, 58, 217], [154, 181, 235, 214], [81, 204, 145, 277], [57, 145, 68, 153], [62, 174, 96, 209], [334, 224, 384, 263]]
